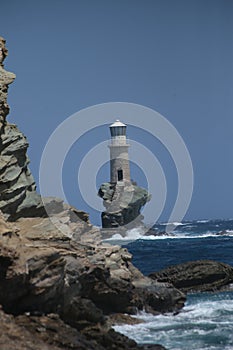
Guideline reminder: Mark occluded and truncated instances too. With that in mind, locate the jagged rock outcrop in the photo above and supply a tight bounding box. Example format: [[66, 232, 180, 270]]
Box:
[[98, 182, 151, 228], [0, 203, 184, 349], [149, 260, 233, 293], [0, 37, 15, 121], [0, 37, 44, 220], [0, 204, 185, 316]]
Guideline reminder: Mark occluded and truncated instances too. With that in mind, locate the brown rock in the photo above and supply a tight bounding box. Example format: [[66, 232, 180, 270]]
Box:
[[107, 313, 144, 326], [0, 211, 177, 349], [0, 309, 61, 350]]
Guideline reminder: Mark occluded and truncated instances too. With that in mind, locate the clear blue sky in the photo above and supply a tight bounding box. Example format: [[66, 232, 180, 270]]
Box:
[[1, 0, 233, 225]]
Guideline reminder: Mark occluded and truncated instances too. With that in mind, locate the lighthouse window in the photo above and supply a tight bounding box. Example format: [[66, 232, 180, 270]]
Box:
[[110, 126, 126, 137], [118, 169, 123, 181]]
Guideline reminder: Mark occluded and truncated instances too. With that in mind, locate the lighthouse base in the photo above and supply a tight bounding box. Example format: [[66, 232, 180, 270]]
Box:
[[98, 182, 151, 229]]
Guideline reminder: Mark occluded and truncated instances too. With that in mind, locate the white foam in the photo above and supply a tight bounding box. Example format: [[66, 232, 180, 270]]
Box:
[[105, 231, 233, 243], [105, 227, 145, 242], [162, 221, 186, 226], [196, 219, 210, 223], [113, 293, 233, 350], [104, 225, 233, 243]]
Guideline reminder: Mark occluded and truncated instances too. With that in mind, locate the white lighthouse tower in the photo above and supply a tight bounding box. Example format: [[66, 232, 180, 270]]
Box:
[[109, 120, 131, 184], [98, 119, 150, 230]]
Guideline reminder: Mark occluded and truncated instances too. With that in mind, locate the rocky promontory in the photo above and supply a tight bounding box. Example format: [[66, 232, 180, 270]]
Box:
[[98, 182, 151, 228], [0, 36, 183, 349]]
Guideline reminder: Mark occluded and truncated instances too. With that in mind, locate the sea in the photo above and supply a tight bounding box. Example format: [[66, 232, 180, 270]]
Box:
[[106, 219, 233, 350]]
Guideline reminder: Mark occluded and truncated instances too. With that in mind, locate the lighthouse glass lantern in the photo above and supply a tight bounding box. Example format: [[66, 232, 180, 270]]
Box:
[[108, 120, 131, 184]]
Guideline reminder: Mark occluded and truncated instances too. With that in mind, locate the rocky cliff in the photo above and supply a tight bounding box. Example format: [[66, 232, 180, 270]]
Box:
[[0, 36, 185, 350], [0, 36, 44, 220]]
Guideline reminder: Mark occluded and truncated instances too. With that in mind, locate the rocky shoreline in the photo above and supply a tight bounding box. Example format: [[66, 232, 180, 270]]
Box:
[[1, 208, 233, 350], [1, 36, 233, 350], [0, 202, 185, 350]]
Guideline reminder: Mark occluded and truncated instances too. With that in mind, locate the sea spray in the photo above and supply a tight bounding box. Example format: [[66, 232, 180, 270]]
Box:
[[114, 291, 233, 350]]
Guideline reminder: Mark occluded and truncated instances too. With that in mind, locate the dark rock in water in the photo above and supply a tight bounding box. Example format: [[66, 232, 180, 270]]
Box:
[[98, 182, 151, 228], [216, 230, 231, 236], [149, 260, 233, 293], [145, 228, 175, 237]]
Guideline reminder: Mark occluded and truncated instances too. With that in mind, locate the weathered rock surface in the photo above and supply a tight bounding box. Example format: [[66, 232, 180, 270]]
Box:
[[0, 307, 166, 350], [0, 37, 44, 220], [0, 37, 15, 120], [0, 205, 183, 349], [0, 208, 186, 315], [149, 260, 233, 293], [0, 309, 97, 350], [98, 182, 151, 228]]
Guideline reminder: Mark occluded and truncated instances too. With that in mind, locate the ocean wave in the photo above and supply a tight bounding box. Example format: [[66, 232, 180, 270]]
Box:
[[113, 292, 233, 350], [105, 227, 146, 242], [138, 232, 233, 240], [160, 221, 186, 226], [105, 230, 233, 243], [196, 219, 211, 224], [103, 219, 233, 244]]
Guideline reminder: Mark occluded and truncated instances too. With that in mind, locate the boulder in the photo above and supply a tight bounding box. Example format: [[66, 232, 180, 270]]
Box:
[[98, 182, 151, 228], [149, 260, 233, 293]]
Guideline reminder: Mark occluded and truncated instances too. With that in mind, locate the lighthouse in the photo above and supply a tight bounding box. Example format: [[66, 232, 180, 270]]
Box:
[[98, 119, 150, 230], [109, 120, 131, 184]]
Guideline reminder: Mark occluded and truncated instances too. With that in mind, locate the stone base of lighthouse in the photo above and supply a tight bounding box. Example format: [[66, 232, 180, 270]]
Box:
[[98, 182, 151, 229]]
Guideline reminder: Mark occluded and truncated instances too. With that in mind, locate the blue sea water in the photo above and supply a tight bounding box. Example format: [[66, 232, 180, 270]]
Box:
[[109, 219, 233, 350]]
